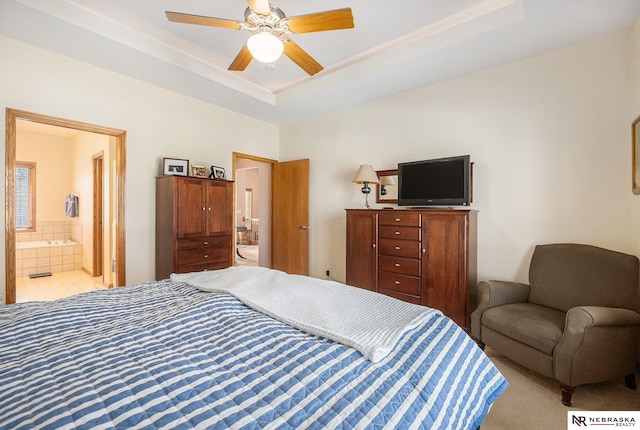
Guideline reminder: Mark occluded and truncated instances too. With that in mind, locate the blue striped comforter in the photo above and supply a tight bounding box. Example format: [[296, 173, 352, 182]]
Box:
[[0, 280, 506, 429]]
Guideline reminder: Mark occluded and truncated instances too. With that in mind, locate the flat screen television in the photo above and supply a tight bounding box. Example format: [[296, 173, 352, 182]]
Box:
[[397, 155, 471, 207]]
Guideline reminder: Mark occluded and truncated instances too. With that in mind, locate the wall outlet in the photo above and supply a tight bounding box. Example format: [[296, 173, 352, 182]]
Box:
[[326, 269, 331, 277]]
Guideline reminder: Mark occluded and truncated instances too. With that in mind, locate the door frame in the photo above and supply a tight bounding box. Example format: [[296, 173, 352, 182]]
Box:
[[92, 151, 104, 279], [5, 108, 127, 304], [232, 152, 277, 267]]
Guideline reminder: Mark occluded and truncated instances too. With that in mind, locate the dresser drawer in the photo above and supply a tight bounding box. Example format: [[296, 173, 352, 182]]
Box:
[[178, 236, 229, 252], [379, 239, 422, 259], [379, 225, 421, 241], [379, 255, 421, 276], [379, 212, 420, 227], [378, 272, 420, 296], [378, 289, 421, 305], [178, 248, 229, 266], [176, 260, 230, 274]]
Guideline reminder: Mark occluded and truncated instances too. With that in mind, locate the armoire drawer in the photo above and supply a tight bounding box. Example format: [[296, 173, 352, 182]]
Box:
[[378, 255, 420, 276], [378, 239, 422, 259], [178, 248, 229, 266], [178, 236, 229, 252], [378, 212, 420, 227], [378, 289, 421, 305], [378, 272, 420, 296], [379, 225, 421, 241], [176, 260, 230, 274]]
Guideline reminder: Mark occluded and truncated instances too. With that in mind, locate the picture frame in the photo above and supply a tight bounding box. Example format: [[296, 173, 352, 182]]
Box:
[[190, 164, 207, 178], [211, 166, 226, 180], [375, 169, 398, 204], [633, 114, 640, 195], [163, 158, 189, 176]]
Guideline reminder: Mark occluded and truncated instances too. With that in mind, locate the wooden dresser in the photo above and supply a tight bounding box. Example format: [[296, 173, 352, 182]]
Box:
[[156, 175, 233, 280], [346, 208, 477, 327]]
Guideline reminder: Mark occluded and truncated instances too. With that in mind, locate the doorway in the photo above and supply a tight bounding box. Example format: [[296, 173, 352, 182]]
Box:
[[232, 152, 310, 275], [233, 153, 275, 268], [5, 108, 126, 304]]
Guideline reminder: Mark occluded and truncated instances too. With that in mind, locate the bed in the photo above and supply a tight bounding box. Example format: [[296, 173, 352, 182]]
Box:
[[0, 266, 507, 429]]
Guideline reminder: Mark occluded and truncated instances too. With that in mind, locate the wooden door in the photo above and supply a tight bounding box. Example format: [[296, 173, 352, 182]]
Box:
[[271, 159, 309, 275], [205, 181, 230, 235], [177, 177, 206, 238], [422, 213, 467, 326], [345, 210, 378, 291]]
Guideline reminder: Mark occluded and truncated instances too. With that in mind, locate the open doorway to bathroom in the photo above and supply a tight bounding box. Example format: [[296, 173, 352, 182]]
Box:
[[233, 153, 275, 268], [5, 109, 126, 304]]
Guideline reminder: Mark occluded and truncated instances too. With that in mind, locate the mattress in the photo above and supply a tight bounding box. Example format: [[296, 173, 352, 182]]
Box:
[[0, 273, 507, 429]]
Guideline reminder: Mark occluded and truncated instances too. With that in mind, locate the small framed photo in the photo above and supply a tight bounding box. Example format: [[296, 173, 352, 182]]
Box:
[[211, 166, 226, 180], [633, 114, 640, 195], [191, 164, 207, 178], [163, 158, 189, 176]]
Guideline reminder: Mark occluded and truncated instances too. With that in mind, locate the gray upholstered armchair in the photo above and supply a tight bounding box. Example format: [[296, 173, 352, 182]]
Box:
[[471, 243, 640, 406]]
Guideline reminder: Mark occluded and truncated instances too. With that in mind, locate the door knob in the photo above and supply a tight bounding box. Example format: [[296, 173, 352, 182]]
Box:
[[300, 225, 309, 230]]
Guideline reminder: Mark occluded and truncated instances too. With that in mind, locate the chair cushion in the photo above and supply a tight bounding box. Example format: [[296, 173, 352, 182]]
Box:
[[482, 303, 566, 355], [529, 244, 640, 313]]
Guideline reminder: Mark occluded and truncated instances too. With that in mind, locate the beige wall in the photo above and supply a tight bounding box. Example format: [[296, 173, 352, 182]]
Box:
[[280, 30, 636, 284], [15, 130, 74, 222], [1, 25, 638, 302], [0, 36, 280, 303]]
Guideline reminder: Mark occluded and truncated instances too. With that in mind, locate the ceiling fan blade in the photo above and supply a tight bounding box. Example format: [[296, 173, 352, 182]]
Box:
[[166, 11, 242, 30], [283, 40, 323, 76], [286, 8, 354, 34], [247, 0, 271, 16], [229, 44, 253, 71]]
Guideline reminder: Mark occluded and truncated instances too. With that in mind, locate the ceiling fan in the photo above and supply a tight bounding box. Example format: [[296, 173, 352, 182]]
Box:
[[166, 0, 354, 76]]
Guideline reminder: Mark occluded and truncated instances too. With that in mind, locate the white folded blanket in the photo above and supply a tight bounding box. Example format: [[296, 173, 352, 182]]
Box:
[[171, 266, 440, 362]]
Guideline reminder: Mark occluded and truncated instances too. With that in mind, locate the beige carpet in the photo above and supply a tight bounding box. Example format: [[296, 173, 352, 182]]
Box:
[[482, 347, 640, 429]]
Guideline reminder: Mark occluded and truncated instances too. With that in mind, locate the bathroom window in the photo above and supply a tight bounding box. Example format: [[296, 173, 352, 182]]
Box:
[[16, 161, 36, 231]]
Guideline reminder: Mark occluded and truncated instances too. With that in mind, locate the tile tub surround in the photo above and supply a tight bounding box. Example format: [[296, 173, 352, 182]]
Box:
[[16, 240, 83, 278], [16, 220, 82, 243], [16, 221, 83, 278]]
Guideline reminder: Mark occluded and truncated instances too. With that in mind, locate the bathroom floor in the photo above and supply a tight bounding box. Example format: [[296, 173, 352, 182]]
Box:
[[16, 270, 106, 303]]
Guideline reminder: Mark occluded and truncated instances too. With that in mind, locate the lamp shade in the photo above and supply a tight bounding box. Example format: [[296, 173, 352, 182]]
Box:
[[380, 175, 395, 186], [352, 164, 379, 184], [247, 32, 284, 63]]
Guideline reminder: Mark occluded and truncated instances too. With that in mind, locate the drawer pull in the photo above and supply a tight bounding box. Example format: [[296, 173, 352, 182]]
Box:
[[394, 263, 400, 267], [394, 218, 401, 222], [394, 231, 401, 235], [395, 246, 401, 250], [202, 207, 206, 211], [394, 280, 401, 285], [204, 241, 209, 245], [204, 254, 209, 258]]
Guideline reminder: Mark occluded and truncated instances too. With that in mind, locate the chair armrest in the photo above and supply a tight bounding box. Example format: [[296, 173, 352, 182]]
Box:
[[554, 306, 640, 386], [565, 306, 640, 328], [470, 280, 530, 339]]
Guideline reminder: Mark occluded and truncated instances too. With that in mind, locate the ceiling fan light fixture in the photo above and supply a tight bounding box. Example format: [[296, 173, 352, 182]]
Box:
[[247, 32, 284, 63]]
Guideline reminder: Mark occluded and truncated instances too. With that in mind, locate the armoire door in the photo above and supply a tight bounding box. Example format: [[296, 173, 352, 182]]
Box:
[[422, 213, 467, 325], [345, 211, 378, 291], [177, 177, 206, 238], [205, 181, 230, 235]]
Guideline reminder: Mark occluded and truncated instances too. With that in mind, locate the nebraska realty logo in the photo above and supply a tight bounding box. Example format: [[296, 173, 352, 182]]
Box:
[[568, 412, 639, 428]]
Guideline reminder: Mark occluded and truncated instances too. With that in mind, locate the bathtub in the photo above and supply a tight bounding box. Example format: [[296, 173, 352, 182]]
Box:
[[17, 240, 78, 249], [16, 240, 83, 277]]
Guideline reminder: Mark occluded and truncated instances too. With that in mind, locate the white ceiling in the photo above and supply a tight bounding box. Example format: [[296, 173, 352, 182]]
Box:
[[2, 0, 640, 124]]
